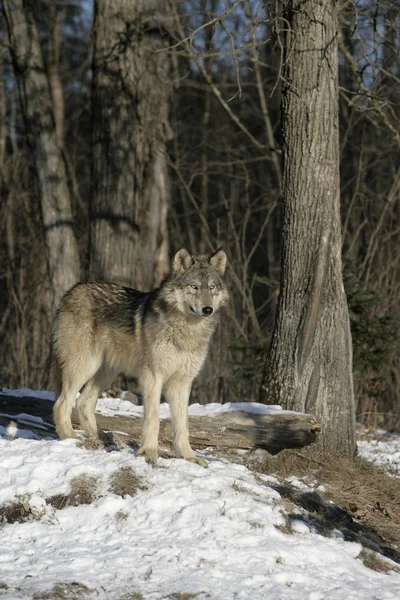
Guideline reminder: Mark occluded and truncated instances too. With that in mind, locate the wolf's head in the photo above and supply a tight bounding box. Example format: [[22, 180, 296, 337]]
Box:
[[167, 247, 229, 318]]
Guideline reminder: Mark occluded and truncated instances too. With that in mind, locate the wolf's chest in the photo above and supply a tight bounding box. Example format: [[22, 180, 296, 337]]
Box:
[[151, 332, 209, 379]]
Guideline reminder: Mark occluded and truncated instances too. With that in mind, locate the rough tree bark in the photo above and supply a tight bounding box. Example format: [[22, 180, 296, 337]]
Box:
[[89, 0, 172, 289], [3, 0, 80, 310], [260, 0, 357, 455], [47, 2, 65, 148]]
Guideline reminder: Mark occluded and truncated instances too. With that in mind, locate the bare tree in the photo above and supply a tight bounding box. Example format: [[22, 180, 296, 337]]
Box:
[[89, 0, 173, 289], [0, 1, 398, 426], [47, 1, 65, 148], [3, 0, 80, 310], [260, 0, 357, 454]]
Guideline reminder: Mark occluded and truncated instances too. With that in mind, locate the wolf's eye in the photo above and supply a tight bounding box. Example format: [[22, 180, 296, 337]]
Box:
[[190, 284, 198, 290], [209, 285, 215, 290]]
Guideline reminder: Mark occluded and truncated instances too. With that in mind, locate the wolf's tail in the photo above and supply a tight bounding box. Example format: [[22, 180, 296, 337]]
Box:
[[47, 353, 62, 397]]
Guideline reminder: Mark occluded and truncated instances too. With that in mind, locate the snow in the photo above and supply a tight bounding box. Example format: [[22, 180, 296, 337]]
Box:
[[358, 431, 400, 476], [1, 386, 294, 418], [0, 390, 399, 599], [1, 387, 56, 401], [96, 397, 288, 419]]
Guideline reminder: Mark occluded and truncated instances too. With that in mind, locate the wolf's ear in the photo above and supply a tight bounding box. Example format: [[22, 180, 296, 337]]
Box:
[[173, 247, 193, 275], [209, 247, 227, 276]]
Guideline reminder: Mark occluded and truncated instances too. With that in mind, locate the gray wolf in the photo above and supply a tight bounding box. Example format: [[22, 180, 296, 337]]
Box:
[[51, 247, 228, 467]]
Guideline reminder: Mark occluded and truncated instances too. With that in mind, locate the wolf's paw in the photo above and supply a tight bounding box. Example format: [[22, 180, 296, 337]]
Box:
[[186, 456, 208, 468], [138, 446, 158, 465]]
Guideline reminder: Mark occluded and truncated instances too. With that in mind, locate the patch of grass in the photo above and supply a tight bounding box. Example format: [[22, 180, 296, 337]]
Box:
[[231, 481, 247, 494], [0, 501, 31, 524], [231, 479, 264, 500], [109, 466, 146, 497], [0, 582, 8, 593], [253, 449, 400, 564], [47, 467, 146, 512], [77, 431, 119, 451], [116, 510, 129, 521], [0, 498, 46, 524], [77, 438, 106, 451], [119, 593, 144, 600], [47, 475, 98, 510], [168, 594, 205, 600], [249, 520, 264, 529], [274, 519, 294, 536], [33, 582, 92, 599], [359, 550, 397, 574], [198, 558, 216, 567]]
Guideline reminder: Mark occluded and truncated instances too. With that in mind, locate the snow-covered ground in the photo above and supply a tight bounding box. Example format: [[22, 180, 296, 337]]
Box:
[[358, 431, 400, 477], [0, 390, 399, 600]]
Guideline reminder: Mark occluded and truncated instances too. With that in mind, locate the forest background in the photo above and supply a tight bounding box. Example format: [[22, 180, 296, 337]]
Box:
[[0, 0, 399, 432]]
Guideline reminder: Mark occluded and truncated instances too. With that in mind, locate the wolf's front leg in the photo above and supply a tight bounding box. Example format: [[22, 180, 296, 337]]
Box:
[[138, 370, 163, 464], [164, 376, 208, 468]]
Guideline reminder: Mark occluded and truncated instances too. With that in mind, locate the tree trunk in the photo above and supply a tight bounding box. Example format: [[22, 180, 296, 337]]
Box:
[[47, 2, 65, 148], [3, 0, 80, 310], [89, 0, 172, 290], [260, 0, 357, 455]]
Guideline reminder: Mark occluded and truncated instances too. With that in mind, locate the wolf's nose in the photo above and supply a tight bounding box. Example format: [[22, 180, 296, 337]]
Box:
[[202, 306, 213, 316]]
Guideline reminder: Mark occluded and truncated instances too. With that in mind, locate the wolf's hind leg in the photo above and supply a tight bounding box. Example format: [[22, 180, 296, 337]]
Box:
[[53, 359, 101, 440], [76, 365, 117, 439], [54, 378, 88, 440], [138, 369, 162, 464], [163, 376, 208, 468]]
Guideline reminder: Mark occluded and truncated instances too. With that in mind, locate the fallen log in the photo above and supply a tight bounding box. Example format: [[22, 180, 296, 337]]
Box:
[[96, 410, 320, 455], [0, 392, 320, 455]]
